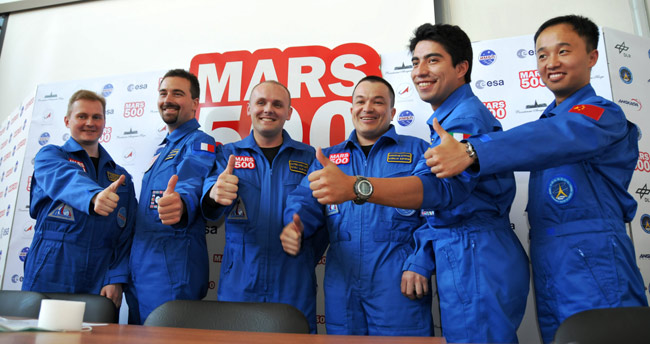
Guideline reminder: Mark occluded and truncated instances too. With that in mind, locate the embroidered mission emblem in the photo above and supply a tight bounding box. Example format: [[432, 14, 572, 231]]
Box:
[[48, 203, 75, 221], [548, 176, 575, 204]]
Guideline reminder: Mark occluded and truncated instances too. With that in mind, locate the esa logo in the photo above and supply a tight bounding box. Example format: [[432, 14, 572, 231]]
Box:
[[517, 49, 535, 58], [127, 84, 148, 92], [519, 70, 545, 89], [475, 79, 504, 89]]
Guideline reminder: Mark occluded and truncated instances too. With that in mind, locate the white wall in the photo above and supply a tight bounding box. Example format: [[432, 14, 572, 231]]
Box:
[[441, 0, 642, 41], [2, 0, 648, 120], [0, 0, 434, 119]]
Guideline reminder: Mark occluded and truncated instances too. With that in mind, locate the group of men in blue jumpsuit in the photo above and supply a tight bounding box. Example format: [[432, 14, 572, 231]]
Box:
[[280, 76, 433, 336], [306, 24, 530, 343], [22, 15, 648, 344], [426, 15, 649, 343], [23, 90, 136, 308], [126, 69, 216, 324], [200, 80, 322, 332]]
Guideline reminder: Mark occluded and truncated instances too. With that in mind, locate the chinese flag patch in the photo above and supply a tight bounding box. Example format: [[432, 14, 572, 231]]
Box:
[[569, 104, 604, 121]]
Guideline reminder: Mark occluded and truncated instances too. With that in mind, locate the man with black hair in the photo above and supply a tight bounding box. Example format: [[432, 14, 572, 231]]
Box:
[[424, 15, 648, 343], [128, 69, 216, 324], [280, 76, 432, 336], [306, 24, 530, 343], [201, 80, 321, 332]]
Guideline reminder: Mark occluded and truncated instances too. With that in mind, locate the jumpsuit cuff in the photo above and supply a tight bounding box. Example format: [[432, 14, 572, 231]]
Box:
[[403, 262, 432, 278]]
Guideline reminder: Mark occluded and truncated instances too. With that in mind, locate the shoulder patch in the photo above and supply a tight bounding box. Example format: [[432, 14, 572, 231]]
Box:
[[387, 152, 413, 164], [569, 104, 604, 121], [48, 203, 75, 221], [68, 158, 86, 172], [329, 152, 350, 165], [326, 204, 339, 216], [449, 132, 472, 141], [289, 160, 309, 175], [193, 141, 216, 154]]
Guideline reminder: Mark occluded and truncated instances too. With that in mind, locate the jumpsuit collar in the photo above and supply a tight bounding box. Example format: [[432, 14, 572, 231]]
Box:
[[542, 83, 596, 118], [426, 83, 473, 126], [239, 129, 305, 153], [162, 118, 201, 145], [344, 124, 399, 151], [62, 138, 116, 169]]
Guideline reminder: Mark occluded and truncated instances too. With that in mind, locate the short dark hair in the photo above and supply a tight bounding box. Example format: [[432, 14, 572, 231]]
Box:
[[352, 75, 395, 107], [161, 69, 200, 99], [250, 80, 292, 107], [409, 23, 473, 83], [67, 90, 105, 117], [534, 15, 599, 52]]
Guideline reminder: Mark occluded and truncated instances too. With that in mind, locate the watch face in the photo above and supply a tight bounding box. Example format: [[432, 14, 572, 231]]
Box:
[[358, 180, 372, 196]]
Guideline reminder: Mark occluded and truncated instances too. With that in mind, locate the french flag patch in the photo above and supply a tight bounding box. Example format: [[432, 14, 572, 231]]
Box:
[[194, 142, 216, 153]]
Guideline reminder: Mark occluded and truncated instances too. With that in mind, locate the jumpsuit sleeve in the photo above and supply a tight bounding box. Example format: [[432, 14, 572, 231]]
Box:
[[200, 144, 228, 221], [402, 223, 436, 277], [104, 173, 137, 286], [284, 159, 327, 239], [32, 145, 104, 216], [469, 99, 631, 175], [172, 135, 217, 229]]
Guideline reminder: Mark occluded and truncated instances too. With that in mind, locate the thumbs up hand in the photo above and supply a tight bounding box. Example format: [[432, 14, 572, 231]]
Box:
[[92, 175, 125, 216], [209, 155, 239, 206], [157, 174, 185, 225], [280, 213, 304, 256], [425, 118, 475, 178], [308, 147, 356, 205]]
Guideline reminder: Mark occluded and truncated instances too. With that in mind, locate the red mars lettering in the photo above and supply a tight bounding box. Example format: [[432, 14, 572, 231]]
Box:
[[190, 43, 381, 147]]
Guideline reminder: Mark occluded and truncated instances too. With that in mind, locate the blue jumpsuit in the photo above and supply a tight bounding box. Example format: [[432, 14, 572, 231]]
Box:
[[467, 84, 648, 343], [128, 119, 215, 324], [200, 130, 319, 332], [404, 84, 530, 343], [23, 138, 136, 295], [284, 126, 433, 336]]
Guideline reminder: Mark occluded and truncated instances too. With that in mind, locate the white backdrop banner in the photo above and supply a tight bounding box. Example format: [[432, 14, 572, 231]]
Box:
[[2, 31, 648, 342]]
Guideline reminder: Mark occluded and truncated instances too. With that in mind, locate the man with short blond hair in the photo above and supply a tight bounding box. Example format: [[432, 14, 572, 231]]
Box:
[[23, 89, 136, 308]]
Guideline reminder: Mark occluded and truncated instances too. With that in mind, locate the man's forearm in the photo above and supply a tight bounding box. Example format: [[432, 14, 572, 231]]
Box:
[[367, 176, 423, 209]]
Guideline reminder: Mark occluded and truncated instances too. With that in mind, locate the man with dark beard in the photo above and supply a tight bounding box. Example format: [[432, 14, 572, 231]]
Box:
[[127, 69, 216, 324]]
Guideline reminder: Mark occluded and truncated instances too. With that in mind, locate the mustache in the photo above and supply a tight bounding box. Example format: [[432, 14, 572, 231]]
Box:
[[161, 103, 180, 110]]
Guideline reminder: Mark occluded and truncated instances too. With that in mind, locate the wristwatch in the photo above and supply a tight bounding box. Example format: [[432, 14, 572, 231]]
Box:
[[464, 141, 476, 159], [353, 176, 374, 205]]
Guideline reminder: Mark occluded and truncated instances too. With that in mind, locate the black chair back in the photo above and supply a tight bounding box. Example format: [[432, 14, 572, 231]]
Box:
[[144, 300, 310, 333], [554, 306, 650, 344], [44, 292, 118, 323], [0, 290, 48, 318]]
